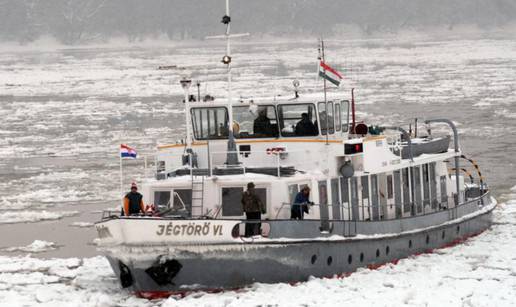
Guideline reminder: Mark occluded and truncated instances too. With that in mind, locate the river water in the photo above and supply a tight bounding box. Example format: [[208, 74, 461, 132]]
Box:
[[0, 36, 515, 259]]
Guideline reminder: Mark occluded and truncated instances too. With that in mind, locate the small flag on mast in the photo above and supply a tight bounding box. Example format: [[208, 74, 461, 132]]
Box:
[[120, 144, 137, 159], [318, 60, 343, 86]]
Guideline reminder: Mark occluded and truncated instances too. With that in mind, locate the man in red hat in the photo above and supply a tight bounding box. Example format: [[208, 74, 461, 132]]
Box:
[[123, 182, 145, 216]]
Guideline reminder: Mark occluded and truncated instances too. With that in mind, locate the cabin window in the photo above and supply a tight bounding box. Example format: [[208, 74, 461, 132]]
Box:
[[154, 191, 171, 210], [331, 178, 340, 220], [430, 163, 438, 209], [371, 175, 380, 221], [422, 164, 431, 208], [191, 107, 228, 140], [440, 175, 448, 208], [318, 101, 335, 135], [222, 187, 267, 217], [288, 184, 299, 204], [335, 103, 341, 132], [173, 189, 192, 214], [350, 177, 359, 221], [340, 177, 350, 220], [394, 170, 402, 218], [278, 103, 318, 137], [233, 105, 279, 138], [341, 100, 350, 132], [387, 174, 394, 199], [222, 187, 243, 216], [318, 180, 330, 230], [361, 176, 370, 220], [402, 168, 411, 213], [413, 166, 423, 214]]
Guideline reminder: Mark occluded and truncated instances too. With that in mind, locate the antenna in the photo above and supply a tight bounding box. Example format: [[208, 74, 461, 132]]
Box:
[[206, 0, 249, 166]]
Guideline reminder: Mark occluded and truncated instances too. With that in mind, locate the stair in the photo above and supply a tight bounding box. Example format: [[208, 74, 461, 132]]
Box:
[[190, 176, 205, 217]]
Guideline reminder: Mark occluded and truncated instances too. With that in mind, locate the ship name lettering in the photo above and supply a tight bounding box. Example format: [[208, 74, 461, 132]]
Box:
[[156, 225, 165, 236], [155, 222, 223, 236], [213, 225, 223, 236]]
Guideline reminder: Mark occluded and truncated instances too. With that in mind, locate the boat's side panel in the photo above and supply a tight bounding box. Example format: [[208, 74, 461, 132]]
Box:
[[108, 204, 493, 293]]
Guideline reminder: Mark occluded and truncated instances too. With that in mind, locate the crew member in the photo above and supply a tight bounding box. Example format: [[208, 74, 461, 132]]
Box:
[[123, 182, 145, 216], [291, 186, 313, 220], [295, 113, 318, 136], [241, 182, 265, 237], [253, 108, 272, 136]]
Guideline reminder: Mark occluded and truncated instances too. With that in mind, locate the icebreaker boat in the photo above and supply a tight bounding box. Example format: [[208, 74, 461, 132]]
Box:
[[95, 1, 495, 299]]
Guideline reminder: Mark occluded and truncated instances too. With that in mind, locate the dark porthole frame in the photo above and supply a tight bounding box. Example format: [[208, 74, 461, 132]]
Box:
[[360, 253, 364, 262], [327, 256, 333, 266], [426, 234, 430, 245], [385, 246, 390, 255], [409, 239, 413, 248], [311, 255, 317, 264], [376, 249, 380, 258], [348, 254, 352, 264]]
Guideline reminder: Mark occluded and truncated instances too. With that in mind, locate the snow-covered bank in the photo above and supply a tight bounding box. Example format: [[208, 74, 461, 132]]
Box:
[[0, 193, 515, 306]]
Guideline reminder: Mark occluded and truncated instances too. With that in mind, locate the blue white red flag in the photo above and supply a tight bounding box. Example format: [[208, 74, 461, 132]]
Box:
[[120, 144, 137, 159]]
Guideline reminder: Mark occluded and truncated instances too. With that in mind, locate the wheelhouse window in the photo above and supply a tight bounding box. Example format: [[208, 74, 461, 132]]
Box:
[[335, 103, 341, 132], [278, 103, 318, 137], [191, 107, 229, 140], [233, 105, 279, 138], [341, 100, 350, 132], [318, 101, 334, 135]]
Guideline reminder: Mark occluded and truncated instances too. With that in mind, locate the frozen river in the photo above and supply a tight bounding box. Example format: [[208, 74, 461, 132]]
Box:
[[0, 36, 515, 305]]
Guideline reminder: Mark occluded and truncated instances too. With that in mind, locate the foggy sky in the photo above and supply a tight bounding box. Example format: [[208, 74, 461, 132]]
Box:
[[1, 0, 515, 45]]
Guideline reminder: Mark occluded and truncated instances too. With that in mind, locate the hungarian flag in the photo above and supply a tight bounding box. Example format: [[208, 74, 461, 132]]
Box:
[[319, 61, 343, 86]]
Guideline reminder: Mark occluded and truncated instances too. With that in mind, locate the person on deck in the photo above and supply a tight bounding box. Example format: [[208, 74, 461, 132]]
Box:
[[295, 113, 318, 136], [291, 186, 313, 220], [122, 182, 145, 216], [253, 108, 273, 136], [241, 182, 265, 237]]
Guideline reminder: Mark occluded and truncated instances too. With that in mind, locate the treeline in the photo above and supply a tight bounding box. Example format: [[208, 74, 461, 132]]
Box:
[[1, 0, 515, 45]]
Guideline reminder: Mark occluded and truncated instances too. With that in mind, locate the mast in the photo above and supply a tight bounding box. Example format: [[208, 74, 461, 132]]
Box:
[[222, 0, 238, 165]]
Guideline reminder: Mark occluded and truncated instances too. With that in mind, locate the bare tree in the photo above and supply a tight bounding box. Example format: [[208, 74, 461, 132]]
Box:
[[58, 0, 106, 44]]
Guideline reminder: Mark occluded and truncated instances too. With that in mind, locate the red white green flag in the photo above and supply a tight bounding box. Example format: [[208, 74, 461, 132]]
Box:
[[319, 60, 343, 86]]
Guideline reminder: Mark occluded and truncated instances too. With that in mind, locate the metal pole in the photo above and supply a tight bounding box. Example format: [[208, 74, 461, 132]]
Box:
[[425, 119, 460, 207], [351, 88, 356, 134], [119, 153, 124, 209], [321, 39, 329, 145], [224, 0, 238, 166]]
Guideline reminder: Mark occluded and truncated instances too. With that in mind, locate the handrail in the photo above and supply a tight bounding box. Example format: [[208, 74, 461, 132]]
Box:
[[273, 191, 489, 222]]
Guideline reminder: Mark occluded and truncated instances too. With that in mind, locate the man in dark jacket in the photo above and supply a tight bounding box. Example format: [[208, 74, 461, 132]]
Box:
[[253, 108, 273, 136], [241, 182, 265, 237], [291, 186, 313, 220], [295, 113, 318, 136], [122, 182, 145, 216]]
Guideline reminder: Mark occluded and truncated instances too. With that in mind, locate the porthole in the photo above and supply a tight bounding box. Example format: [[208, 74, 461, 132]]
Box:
[[360, 253, 364, 262], [409, 240, 413, 248], [426, 235, 430, 245], [348, 254, 352, 264], [311, 255, 317, 264], [376, 249, 380, 258], [456, 225, 460, 234], [386, 246, 390, 255], [327, 256, 333, 266], [441, 230, 445, 239]]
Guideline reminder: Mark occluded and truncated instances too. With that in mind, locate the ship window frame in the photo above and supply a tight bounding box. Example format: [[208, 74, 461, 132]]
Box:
[[190, 106, 229, 140], [232, 104, 279, 139], [278, 103, 319, 137], [335, 103, 341, 132], [318, 101, 335, 135]]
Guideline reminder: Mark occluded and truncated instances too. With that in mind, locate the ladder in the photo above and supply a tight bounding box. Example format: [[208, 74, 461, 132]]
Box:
[[190, 175, 205, 217]]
